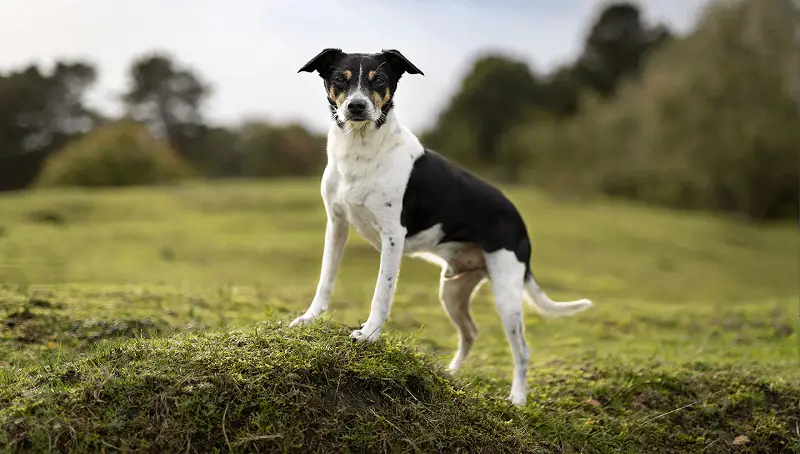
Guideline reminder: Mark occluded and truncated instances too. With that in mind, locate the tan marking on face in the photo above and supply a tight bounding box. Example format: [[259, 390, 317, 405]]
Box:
[[344, 70, 352, 80], [328, 86, 345, 107], [371, 87, 392, 110], [382, 87, 391, 105], [368, 71, 376, 80]]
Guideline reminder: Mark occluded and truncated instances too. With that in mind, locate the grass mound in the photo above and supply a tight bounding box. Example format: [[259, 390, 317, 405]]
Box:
[[0, 322, 542, 453]]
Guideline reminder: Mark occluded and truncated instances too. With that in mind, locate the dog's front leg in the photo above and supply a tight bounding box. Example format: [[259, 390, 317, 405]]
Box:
[[290, 214, 349, 327], [350, 223, 406, 343]]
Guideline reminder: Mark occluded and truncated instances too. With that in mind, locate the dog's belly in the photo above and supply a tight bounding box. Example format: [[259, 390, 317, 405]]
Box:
[[411, 243, 486, 277], [406, 224, 486, 276], [343, 216, 485, 274], [344, 208, 446, 254]]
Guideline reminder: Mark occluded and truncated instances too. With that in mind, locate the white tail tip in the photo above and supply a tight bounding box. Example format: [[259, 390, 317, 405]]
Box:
[[524, 277, 594, 317]]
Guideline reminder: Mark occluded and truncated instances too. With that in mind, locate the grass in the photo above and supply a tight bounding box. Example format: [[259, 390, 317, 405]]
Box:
[[0, 179, 798, 452]]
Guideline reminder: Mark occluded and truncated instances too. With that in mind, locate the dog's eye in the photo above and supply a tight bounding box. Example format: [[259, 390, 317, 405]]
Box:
[[373, 76, 387, 87], [332, 76, 346, 87]]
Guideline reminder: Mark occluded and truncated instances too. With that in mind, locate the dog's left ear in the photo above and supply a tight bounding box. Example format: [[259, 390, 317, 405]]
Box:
[[298, 48, 343, 76], [380, 49, 424, 78]]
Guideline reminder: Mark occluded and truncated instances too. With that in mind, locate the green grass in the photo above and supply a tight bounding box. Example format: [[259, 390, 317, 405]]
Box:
[[0, 179, 798, 453]]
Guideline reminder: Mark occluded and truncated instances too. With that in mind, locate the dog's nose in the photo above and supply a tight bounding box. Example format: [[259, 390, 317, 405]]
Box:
[[347, 100, 366, 115]]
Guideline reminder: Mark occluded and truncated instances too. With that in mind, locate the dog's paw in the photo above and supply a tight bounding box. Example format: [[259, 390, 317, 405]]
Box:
[[507, 392, 527, 406], [350, 327, 380, 343], [289, 313, 317, 327], [446, 360, 462, 373]]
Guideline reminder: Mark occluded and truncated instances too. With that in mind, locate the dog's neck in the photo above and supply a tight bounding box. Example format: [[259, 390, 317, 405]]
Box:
[[326, 109, 412, 181], [328, 108, 403, 151]]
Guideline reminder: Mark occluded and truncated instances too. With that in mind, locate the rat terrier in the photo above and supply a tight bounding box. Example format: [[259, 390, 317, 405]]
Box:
[[291, 48, 592, 405]]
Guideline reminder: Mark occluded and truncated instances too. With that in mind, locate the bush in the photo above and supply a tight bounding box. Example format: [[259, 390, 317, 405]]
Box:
[[237, 121, 327, 178], [37, 120, 194, 187]]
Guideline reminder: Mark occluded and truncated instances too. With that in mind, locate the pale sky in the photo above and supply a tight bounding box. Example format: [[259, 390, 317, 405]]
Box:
[[1, 0, 709, 134]]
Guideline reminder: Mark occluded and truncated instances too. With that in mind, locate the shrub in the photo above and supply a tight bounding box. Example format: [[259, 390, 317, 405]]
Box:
[[37, 120, 194, 187], [237, 121, 327, 178]]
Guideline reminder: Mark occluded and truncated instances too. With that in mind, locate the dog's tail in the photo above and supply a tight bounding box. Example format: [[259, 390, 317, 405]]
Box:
[[523, 272, 593, 317]]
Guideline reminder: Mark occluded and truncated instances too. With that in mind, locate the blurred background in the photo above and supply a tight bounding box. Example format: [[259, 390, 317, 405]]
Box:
[[0, 0, 795, 223]]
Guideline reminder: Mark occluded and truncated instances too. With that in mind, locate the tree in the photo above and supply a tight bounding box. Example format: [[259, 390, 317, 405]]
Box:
[[0, 60, 99, 191], [0, 61, 97, 156], [47, 62, 100, 140], [573, 2, 672, 97], [122, 53, 210, 165], [508, 0, 798, 221], [423, 3, 674, 171], [425, 55, 544, 164]]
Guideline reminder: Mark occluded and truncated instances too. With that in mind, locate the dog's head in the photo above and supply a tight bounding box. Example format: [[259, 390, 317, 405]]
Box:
[[298, 49, 424, 127]]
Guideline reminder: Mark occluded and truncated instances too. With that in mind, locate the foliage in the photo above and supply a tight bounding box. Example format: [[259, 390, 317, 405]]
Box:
[[36, 120, 194, 188], [237, 121, 328, 178], [122, 52, 211, 167], [0, 61, 100, 191], [424, 2, 671, 168], [501, 0, 798, 220], [425, 54, 544, 165], [0, 61, 99, 157], [572, 2, 672, 98], [0, 0, 796, 224]]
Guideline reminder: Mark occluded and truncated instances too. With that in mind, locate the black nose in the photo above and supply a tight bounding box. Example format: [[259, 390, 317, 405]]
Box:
[[347, 101, 366, 115]]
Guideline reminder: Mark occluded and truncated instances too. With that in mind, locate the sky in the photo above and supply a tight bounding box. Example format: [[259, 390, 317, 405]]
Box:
[[0, 0, 710, 134]]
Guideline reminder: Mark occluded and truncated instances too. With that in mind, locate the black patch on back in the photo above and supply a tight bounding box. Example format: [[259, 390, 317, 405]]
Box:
[[400, 149, 533, 275]]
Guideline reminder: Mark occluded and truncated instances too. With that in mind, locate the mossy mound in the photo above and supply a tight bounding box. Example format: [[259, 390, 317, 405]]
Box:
[[0, 322, 542, 453]]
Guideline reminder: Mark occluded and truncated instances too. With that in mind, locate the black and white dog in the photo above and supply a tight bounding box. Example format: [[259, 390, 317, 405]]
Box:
[[291, 48, 592, 405]]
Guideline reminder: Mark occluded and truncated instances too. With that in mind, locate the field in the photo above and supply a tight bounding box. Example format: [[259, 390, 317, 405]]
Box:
[[0, 179, 798, 453]]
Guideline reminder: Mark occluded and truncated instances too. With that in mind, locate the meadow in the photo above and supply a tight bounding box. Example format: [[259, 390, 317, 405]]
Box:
[[0, 179, 797, 453]]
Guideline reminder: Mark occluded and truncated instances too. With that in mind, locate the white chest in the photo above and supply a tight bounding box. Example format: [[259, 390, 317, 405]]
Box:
[[322, 115, 427, 252], [344, 202, 383, 250]]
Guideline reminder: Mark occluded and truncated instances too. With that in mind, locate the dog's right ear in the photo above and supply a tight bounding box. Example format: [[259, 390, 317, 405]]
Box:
[[298, 48, 343, 76]]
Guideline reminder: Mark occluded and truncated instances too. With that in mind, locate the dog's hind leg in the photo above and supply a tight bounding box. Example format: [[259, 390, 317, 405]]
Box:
[[484, 249, 530, 405], [439, 268, 486, 372]]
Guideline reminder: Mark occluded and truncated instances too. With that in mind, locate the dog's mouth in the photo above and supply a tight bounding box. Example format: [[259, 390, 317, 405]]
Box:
[[345, 115, 370, 122]]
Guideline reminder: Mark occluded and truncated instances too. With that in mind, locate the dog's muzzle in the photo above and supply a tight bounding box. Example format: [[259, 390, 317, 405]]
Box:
[[346, 100, 368, 121]]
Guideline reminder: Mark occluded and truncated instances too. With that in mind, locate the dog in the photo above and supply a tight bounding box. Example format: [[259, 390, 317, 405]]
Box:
[[291, 48, 593, 405]]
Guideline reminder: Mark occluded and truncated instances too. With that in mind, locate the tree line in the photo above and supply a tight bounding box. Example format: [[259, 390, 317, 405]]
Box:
[[0, 0, 795, 222], [423, 0, 797, 221], [0, 53, 327, 191]]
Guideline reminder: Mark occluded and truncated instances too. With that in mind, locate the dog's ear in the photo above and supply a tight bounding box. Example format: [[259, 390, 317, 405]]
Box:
[[298, 48, 343, 75], [380, 49, 424, 77]]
